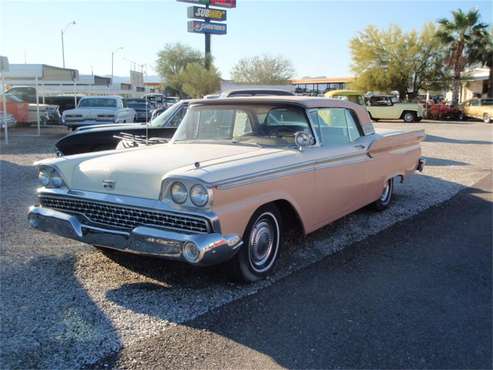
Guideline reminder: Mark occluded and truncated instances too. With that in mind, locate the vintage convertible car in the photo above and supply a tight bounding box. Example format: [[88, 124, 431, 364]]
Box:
[[55, 100, 189, 156], [28, 97, 425, 282]]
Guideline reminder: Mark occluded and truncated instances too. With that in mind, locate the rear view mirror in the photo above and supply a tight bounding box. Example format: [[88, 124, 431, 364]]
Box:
[[294, 131, 315, 151]]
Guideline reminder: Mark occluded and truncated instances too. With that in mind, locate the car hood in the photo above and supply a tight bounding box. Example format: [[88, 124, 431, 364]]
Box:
[[63, 107, 118, 115], [74, 123, 144, 133], [45, 143, 293, 199]]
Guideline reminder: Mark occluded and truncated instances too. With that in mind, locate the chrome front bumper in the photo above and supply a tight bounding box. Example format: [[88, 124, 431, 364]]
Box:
[[28, 206, 242, 266]]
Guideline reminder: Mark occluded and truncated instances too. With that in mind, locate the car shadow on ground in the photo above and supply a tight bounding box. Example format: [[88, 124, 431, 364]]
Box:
[[423, 156, 469, 166], [95, 175, 492, 369], [0, 254, 122, 370], [425, 134, 491, 145]]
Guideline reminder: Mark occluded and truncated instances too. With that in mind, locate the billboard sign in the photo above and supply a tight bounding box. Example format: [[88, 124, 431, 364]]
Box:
[[188, 20, 227, 35], [177, 0, 209, 5], [188, 6, 227, 21], [177, 0, 235, 8], [209, 0, 236, 8]]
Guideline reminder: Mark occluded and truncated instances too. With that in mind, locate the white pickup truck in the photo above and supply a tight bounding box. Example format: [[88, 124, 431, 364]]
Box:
[[62, 96, 136, 129]]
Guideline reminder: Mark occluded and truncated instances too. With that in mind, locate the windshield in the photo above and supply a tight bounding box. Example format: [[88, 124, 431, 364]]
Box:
[[481, 99, 493, 106], [172, 104, 313, 147], [79, 98, 117, 108], [149, 102, 181, 127], [127, 102, 148, 109]]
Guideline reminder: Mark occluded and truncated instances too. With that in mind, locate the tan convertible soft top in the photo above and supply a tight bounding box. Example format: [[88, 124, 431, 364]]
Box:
[[190, 96, 374, 135]]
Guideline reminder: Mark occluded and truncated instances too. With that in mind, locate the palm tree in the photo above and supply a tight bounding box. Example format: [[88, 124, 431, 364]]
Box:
[[436, 8, 489, 105], [469, 28, 493, 98]]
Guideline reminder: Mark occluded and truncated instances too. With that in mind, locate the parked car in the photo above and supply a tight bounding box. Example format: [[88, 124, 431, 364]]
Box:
[[55, 100, 189, 155], [427, 101, 462, 120], [44, 95, 82, 114], [0, 94, 29, 123], [326, 90, 424, 123], [220, 89, 295, 98], [4, 86, 62, 124], [460, 98, 493, 123], [125, 98, 154, 122], [62, 96, 136, 129], [29, 96, 425, 282], [0, 111, 17, 128]]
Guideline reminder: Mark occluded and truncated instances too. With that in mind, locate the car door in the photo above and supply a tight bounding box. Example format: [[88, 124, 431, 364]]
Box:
[[367, 97, 394, 119], [469, 99, 481, 119], [309, 107, 373, 228]]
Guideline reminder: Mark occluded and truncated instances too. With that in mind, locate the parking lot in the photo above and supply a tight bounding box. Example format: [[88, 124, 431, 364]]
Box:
[[1, 120, 492, 368]]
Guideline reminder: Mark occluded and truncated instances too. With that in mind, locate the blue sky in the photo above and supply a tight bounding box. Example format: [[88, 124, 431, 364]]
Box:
[[1, 0, 491, 80]]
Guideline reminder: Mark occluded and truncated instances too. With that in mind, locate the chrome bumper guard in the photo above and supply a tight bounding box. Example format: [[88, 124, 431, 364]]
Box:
[[28, 206, 242, 266]]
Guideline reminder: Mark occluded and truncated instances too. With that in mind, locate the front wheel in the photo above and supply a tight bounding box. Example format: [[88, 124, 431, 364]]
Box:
[[403, 112, 417, 123], [227, 205, 282, 283], [484, 113, 491, 124], [372, 178, 394, 211]]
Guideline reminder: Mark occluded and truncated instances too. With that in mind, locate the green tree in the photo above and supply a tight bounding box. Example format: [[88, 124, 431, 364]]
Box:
[[181, 63, 221, 98], [436, 8, 489, 104], [350, 24, 448, 99], [156, 43, 203, 96], [231, 55, 294, 85]]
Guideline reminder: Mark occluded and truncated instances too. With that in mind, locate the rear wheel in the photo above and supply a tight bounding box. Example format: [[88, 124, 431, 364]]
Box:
[[372, 178, 394, 211], [227, 205, 282, 283], [484, 113, 491, 124], [403, 112, 417, 123]]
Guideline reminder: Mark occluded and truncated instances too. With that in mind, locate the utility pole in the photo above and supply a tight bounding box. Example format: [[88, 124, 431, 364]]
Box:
[[204, 4, 211, 70], [111, 47, 124, 83], [61, 21, 76, 68]]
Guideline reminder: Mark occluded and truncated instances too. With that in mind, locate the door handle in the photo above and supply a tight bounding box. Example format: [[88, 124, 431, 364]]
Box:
[[354, 144, 366, 150]]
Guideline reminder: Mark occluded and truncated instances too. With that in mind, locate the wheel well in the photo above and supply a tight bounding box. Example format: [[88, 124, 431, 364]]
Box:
[[267, 199, 305, 236], [400, 110, 416, 119]]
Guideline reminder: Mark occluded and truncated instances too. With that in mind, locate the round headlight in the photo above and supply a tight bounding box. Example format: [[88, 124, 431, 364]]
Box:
[[38, 170, 50, 186], [190, 184, 208, 207], [170, 182, 187, 204], [51, 176, 64, 188]]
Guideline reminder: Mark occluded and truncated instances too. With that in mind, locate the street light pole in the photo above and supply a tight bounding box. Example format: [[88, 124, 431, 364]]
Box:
[[111, 47, 124, 84], [61, 30, 65, 68], [61, 21, 76, 68]]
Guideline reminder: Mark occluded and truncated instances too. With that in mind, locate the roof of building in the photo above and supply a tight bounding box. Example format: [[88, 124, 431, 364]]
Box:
[[290, 76, 354, 84]]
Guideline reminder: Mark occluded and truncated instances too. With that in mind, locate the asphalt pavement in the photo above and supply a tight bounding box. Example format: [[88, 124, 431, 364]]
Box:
[[94, 174, 492, 369]]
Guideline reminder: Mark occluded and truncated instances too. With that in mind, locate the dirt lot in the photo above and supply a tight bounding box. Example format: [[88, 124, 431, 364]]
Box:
[[1, 121, 492, 369]]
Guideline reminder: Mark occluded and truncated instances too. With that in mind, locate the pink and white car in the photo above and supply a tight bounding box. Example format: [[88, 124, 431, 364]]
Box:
[[28, 96, 425, 282]]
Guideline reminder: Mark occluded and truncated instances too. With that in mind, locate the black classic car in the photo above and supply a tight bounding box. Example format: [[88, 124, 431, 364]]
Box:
[[55, 90, 297, 156], [55, 100, 189, 156], [125, 98, 155, 122]]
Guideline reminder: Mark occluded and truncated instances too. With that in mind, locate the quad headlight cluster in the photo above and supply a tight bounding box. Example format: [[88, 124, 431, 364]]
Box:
[[169, 181, 209, 207], [38, 166, 66, 188]]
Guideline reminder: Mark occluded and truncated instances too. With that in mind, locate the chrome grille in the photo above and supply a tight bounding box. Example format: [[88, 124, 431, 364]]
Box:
[[39, 195, 209, 234]]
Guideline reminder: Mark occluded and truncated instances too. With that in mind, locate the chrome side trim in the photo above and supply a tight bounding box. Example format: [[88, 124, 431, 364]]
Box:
[[214, 151, 369, 190]]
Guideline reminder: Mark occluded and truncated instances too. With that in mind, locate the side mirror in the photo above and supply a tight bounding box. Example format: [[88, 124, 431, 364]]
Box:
[[294, 131, 315, 151]]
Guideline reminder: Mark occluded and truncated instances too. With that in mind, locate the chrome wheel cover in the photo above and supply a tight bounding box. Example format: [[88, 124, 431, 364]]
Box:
[[404, 113, 414, 122], [248, 212, 279, 273], [380, 180, 392, 204]]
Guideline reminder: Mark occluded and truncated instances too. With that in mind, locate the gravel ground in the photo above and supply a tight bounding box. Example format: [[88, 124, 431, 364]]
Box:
[[1, 121, 492, 369]]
